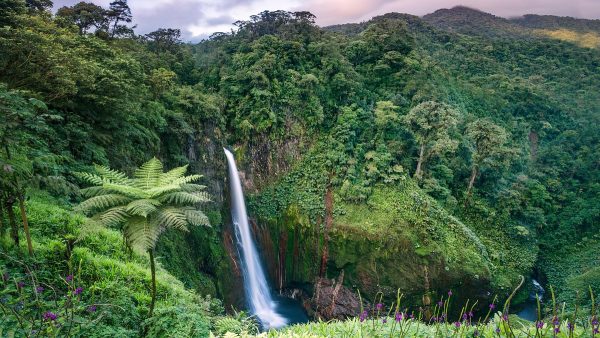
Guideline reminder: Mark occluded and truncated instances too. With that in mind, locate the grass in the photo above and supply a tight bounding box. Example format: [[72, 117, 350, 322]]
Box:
[[0, 191, 222, 337]]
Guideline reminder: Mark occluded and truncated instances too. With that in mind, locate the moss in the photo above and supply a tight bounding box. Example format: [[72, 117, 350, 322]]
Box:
[[541, 236, 600, 309], [1, 194, 223, 335], [251, 169, 499, 311]]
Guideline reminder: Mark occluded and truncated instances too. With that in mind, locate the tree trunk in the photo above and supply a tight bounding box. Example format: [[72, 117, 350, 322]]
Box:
[[414, 144, 425, 180], [148, 249, 157, 317], [18, 195, 33, 256], [6, 198, 18, 246], [319, 180, 334, 278], [0, 201, 5, 237], [465, 166, 478, 205]]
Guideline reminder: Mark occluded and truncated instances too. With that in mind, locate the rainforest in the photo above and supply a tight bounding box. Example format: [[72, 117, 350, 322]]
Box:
[[1, 0, 599, 337]]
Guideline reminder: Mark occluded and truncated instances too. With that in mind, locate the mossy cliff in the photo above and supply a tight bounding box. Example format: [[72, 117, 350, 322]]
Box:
[[240, 144, 536, 314]]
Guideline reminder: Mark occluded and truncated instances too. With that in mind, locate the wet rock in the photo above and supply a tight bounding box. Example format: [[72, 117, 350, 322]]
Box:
[[310, 271, 362, 320]]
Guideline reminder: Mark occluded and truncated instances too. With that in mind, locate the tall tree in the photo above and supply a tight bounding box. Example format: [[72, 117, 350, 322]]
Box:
[[464, 118, 511, 199], [107, 0, 132, 38], [404, 101, 460, 180], [56, 2, 107, 34], [145, 28, 181, 54], [75, 158, 211, 317]]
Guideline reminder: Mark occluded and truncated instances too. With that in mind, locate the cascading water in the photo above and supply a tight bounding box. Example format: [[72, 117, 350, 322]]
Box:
[[224, 148, 287, 329], [517, 279, 545, 321]]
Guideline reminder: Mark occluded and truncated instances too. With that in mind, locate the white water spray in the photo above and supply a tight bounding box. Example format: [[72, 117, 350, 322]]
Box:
[[224, 148, 287, 329]]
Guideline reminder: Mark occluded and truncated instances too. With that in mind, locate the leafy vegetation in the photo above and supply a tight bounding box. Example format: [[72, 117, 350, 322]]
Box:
[[1, 0, 599, 336]]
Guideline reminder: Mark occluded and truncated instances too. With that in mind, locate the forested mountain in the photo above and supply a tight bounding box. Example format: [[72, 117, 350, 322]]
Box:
[[1, 1, 599, 336]]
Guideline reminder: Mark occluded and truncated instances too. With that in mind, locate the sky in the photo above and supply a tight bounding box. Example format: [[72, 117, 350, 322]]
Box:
[[52, 0, 600, 41]]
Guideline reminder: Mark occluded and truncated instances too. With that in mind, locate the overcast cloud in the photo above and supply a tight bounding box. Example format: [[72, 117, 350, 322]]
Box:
[[52, 0, 600, 41]]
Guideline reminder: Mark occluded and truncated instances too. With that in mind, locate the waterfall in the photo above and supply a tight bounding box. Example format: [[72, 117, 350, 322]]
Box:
[[224, 148, 287, 329], [532, 279, 545, 301]]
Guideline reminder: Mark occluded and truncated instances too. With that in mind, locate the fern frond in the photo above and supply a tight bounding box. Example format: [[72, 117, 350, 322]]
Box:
[[158, 192, 209, 205], [146, 184, 182, 198], [124, 216, 161, 252], [134, 157, 163, 189], [125, 199, 160, 218], [159, 165, 188, 185], [103, 183, 146, 199], [96, 206, 128, 227], [94, 165, 129, 184], [169, 174, 203, 186], [155, 208, 189, 232], [184, 209, 210, 227], [77, 194, 131, 214], [180, 183, 207, 192], [74, 172, 104, 185], [80, 186, 112, 198]]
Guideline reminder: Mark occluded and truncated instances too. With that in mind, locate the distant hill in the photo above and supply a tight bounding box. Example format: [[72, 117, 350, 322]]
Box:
[[511, 14, 600, 33], [422, 6, 528, 38]]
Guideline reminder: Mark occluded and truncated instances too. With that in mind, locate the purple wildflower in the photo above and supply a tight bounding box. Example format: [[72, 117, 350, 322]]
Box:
[[489, 303, 496, 310], [437, 300, 443, 307], [495, 327, 501, 333], [65, 275, 73, 282], [552, 316, 560, 326], [35, 286, 44, 293], [395, 312, 403, 322], [568, 322, 574, 331], [382, 318, 387, 324], [17, 281, 25, 289], [474, 329, 480, 337], [454, 321, 461, 328], [43, 312, 57, 321], [409, 313, 415, 319], [87, 305, 97, 313], [448, 290, 453, 297], [376, 303, 383, 310], [468, 311, 474, 318], [463, 313, 468, 321], [74, 287, 83, 295], [502, 314, 508, 321], [536, 321, 544, 329], [554, 327, 561, 334], [359, 310, 368, 322]]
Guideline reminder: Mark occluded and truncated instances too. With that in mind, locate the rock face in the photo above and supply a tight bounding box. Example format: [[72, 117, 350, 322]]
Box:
[[309, 272, 362, 320]]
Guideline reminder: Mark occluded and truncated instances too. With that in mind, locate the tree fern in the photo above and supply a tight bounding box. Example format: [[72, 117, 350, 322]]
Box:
[[75, 157, 211, 317], [133, 157, 163, 190]]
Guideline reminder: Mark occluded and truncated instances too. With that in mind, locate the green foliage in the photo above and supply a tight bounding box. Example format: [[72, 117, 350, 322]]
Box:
[[1, 1, 600, 333], [403, 101, 460, 179], [0, 194, 223, 337], [75, 159, 210, 253], [142, 304, 211, 337]]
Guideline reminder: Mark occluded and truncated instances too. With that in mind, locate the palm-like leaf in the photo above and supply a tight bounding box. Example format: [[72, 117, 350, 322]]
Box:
[[159, 165, 188, 185], [76, 158, 211, 253], [94, 165, 129, 185], [159, 191, 210, 205], [126, 199, 160, 218], [77, 194, 132, 213], [133, 157, 163, 190]]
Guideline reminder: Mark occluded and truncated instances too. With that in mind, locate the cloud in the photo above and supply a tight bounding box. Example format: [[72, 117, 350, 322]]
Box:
[[52, 0, 600, 41]]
